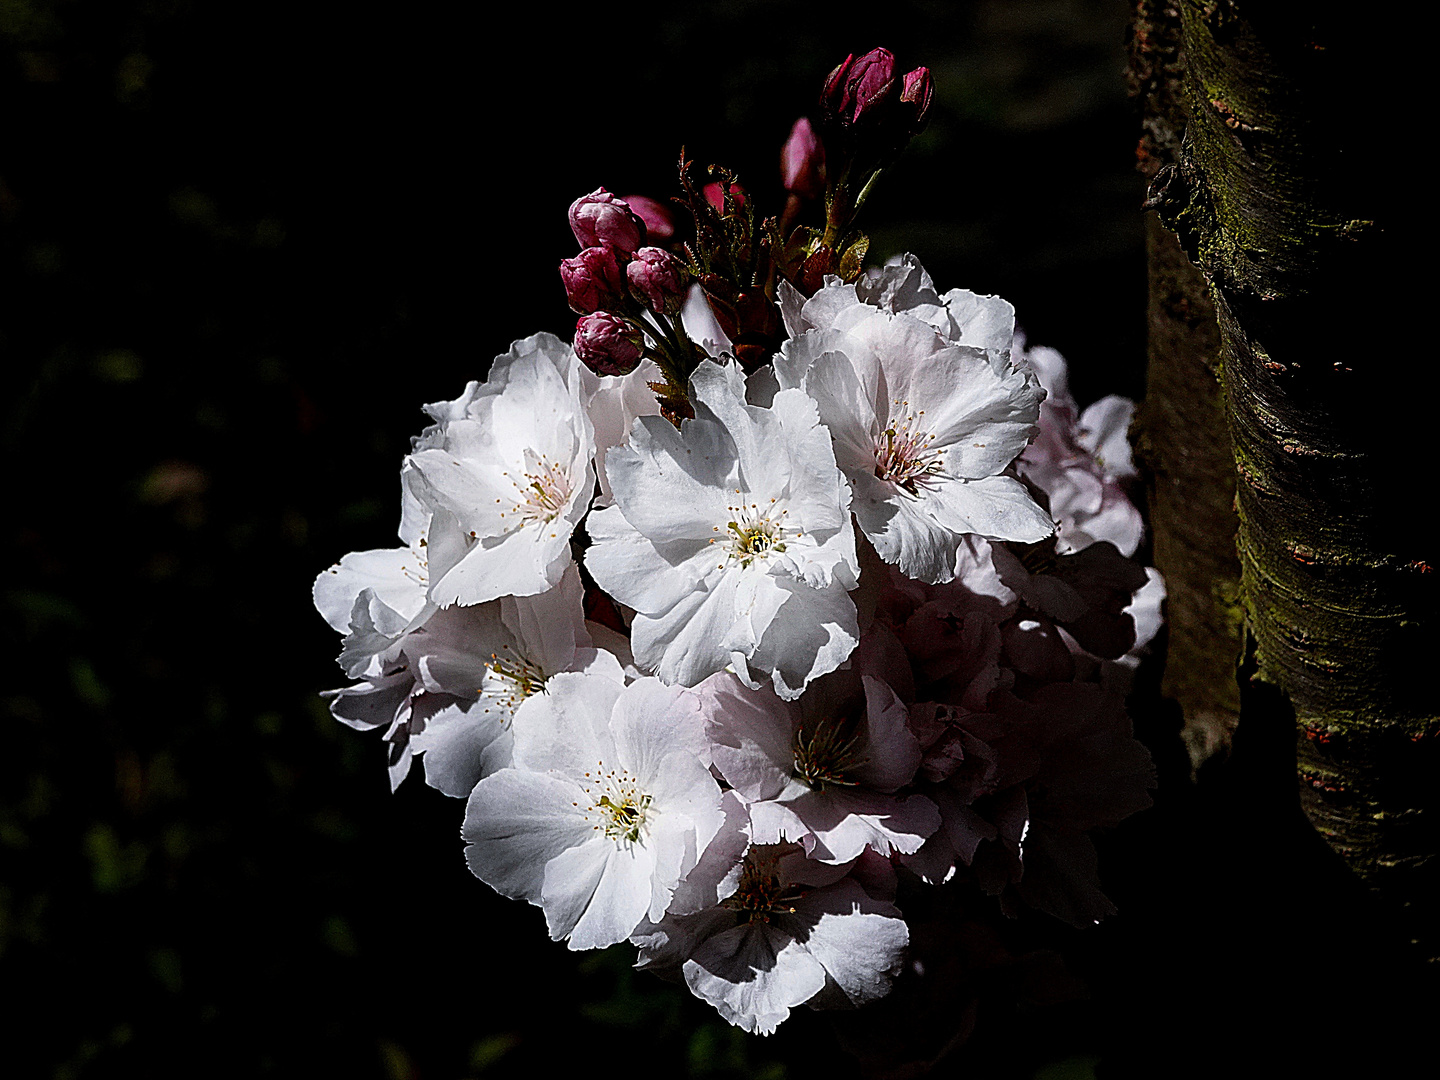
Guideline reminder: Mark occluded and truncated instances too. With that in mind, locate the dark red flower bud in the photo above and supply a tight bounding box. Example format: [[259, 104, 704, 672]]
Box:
[[780, 118, 825, 200], [568, 188, 647, 253], [840, 47, 897, 126], [573, 312, 644, 376], [627, 246, 689, 315], [559, 244, 628, 315], [899, 67, 934, 135]]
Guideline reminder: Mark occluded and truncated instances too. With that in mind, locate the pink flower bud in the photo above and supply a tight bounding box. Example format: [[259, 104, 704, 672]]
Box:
[[573, 312, 644, 376], [619, 194, 676, 243], [568, 188, 647, 253], [560, 244, 628, 315], [840, 47, 897, 125], [780, 117, 825, 200], [900, 67, 934, 135], [702, 181, 746, 214], [626, 246, 688, 315]]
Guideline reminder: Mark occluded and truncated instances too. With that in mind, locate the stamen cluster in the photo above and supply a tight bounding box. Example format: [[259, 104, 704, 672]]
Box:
[[503, 454, 573, 526], [580, 763, 653, 844], [873, 406, 944, 495], [791, 713, 868, 789], [480, 647, 547, 716], [716, 495, 790, 567], [720, 847, 806, 923]]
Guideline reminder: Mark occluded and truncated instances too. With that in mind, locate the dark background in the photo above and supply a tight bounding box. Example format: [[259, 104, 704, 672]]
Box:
[[9, 3, 1421, 1078]]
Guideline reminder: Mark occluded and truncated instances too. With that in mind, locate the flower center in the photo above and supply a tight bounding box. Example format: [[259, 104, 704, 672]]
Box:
[[721, 846, 809, 923], [873, 404, 944, 495], [479, 647, 547, 720], [579, 762, 652, 844], [711, 492, 792, 568], [792, 712, 868, 790], [500, 449, 573, 527]]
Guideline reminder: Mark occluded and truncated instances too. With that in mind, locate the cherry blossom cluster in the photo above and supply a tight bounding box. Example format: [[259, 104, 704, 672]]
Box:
[[313, 240, 1160, 1034]]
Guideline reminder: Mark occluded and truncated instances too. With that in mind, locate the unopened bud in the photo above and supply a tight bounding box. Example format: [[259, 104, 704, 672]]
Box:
[[840, 47, 896, 126], [780, 118, 825, 200], [627, 247, 689, 315], [620, 195, 676, 243], [560, 244, 628, 315], [702, 182, 746, 214], [899, 67, 934, 135], [573, 312, 644, 376], [568, 188, 647, 253]]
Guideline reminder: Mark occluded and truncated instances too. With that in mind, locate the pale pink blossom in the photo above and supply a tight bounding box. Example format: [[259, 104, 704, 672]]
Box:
[[777, 259, 1053, 583], [633, 842, 907, 1035], [699, 670, 939, 863]]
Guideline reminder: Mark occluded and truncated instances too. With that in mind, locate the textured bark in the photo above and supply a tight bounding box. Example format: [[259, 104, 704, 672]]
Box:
[[1127, 1, 1242, 768], [1147, 2, 1436, 934]]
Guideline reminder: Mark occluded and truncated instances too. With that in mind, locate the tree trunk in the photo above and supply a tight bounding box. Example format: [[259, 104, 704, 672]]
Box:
[[1144, 1, 1436, 945], [1128, 1, 1242, 769]]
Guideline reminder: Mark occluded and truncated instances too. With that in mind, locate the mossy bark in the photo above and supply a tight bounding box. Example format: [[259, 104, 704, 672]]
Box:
[[1146, 1, 1436, 935], [1128, 1, 1242, 768]]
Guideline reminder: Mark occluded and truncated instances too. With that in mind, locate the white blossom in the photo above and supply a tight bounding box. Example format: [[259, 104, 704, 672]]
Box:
[[318, 562, 623, 795], [311, 472, 467, 679], [462, 674, 724, 950], [585, 359, 860, 699], [406, 333, 595, 606], [406, 565, 626, 796]]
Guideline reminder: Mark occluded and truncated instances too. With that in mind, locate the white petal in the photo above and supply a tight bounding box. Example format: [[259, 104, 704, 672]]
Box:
[[507, 559, 585, 649], [412, 697, 512, 797], [781, 787, 940, 863], [610, 678, 710, 787], [462, 769, 592, 901], [924, 473, 1055, 546], [605, 413, 736, 543], [546, 839, 657, 950], [702, 676, 797, 802], [782, 879, 908, 1005], [312, 547, 428, 635], [630, 573, 745, 688], [583, 504, 705, 617], [900, 347, 1041, 479], [1078, 395, 1138, 480], [683, 922, 827, 1035], [509, 671, 621, 775], [749, 576, 860, 699], [937, 287, 1015, 354], [852, 479, 960, 585], [664, 789, 752, 917]]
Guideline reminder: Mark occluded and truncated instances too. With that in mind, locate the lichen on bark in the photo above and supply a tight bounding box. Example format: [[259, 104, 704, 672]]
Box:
[[1145, 1, 1436, 933]]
